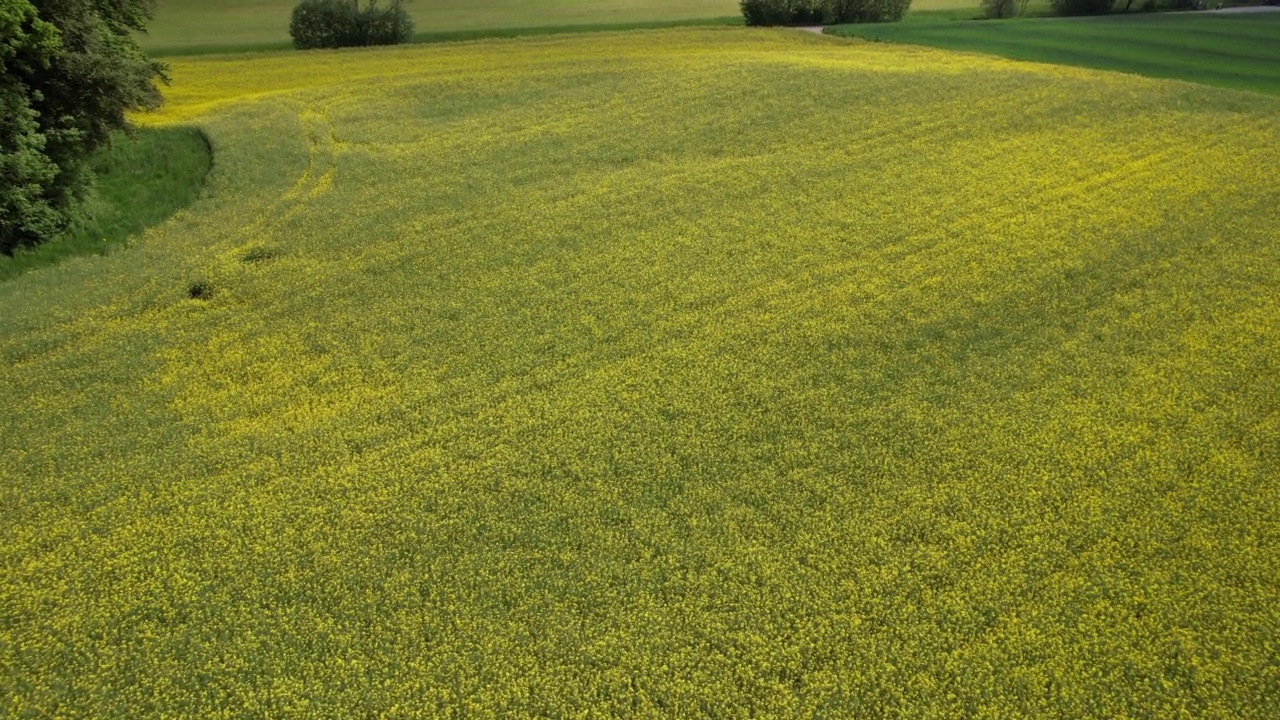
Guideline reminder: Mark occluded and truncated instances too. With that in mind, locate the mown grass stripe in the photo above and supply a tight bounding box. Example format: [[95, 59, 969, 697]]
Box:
[[828, 13, 1280, 95]]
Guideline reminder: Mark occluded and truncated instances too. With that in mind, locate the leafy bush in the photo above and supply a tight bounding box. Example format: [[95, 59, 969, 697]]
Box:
[[741, 0, 911, 25], [1, 83, 64, 255], [290, 0, 359, 48], [983, 0, 1018, 17], [1050, 0, 1114, 14], [740, 0, 823, 26], [360, 0, 414, 45], [832, 0, 913, 22], [289, 0, 414, 50], [2, 0, 59, 255]]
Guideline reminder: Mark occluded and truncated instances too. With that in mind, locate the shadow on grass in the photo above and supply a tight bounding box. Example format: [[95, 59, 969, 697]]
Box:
[[0, 126, 212, 282]]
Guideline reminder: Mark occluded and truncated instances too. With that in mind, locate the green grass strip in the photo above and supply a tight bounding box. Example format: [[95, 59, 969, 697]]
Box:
[[827, 12, 1280, 95], [0, 127, 212, 282]]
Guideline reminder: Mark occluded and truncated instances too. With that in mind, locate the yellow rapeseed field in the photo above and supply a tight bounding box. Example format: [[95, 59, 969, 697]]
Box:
[[2, 28, 1279, 717]]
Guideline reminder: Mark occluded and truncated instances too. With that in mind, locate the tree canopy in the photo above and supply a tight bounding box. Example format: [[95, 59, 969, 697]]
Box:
[[1, 0, 165, 255]]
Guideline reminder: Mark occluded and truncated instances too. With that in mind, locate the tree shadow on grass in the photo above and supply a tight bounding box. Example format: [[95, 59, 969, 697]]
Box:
[[0, 126, 213, 282]]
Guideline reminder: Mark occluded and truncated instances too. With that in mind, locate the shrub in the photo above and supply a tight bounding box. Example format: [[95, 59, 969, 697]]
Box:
[[983, 0, 1018, 17], [1049, 0, 1114, 14], [289, 0, 414, 50], [360, 0, 414, 45], [740, 0, 824, 26], [845, 0, 913, 22], [741, 0, 912, 25]]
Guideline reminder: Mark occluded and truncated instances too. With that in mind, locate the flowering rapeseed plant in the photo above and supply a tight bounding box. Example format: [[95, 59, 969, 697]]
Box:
[[2, 28, 1278, 718]]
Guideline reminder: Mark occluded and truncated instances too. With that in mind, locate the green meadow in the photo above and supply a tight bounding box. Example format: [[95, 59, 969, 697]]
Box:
[[141, 0, 744, 53], [829, 11, 1280, 95]]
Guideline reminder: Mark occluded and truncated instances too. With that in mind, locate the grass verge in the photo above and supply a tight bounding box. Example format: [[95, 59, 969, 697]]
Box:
[[0, 127, 211, 282], [827, 11, 1280, 95]]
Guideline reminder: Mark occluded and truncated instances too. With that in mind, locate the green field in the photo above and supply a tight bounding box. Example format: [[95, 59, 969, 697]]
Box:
[[4, 22, 1280, 720], [829, 11, 1280, 95], [141, 0, 744, 52], [138, 0, 1011, 54]]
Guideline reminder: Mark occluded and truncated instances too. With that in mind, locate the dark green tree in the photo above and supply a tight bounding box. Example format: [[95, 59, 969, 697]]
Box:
[[741, 0, 911, 26], [983, 0, 1018, 17], [1050, 0, 1114, 14], [1, 0, 165, 255], [290, 0, 414, 50], [2, 0, 62, 252]]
